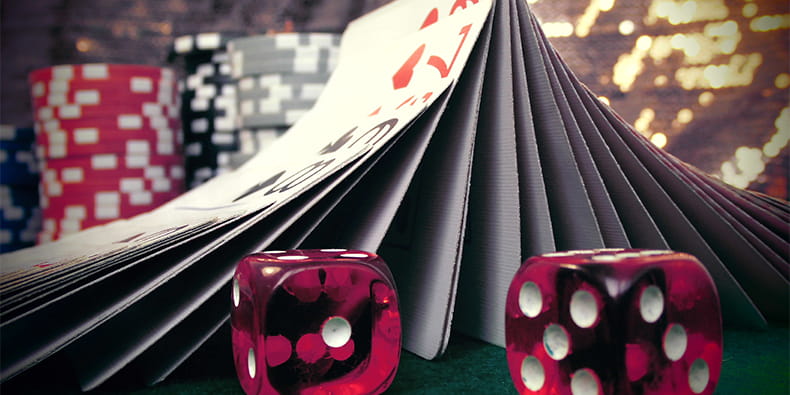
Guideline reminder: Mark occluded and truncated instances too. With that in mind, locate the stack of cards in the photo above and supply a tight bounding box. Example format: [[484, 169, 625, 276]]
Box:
[[1, 0, 786, 390]]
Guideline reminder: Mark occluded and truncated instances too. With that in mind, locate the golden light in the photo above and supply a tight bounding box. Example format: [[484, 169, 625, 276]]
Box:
[[750, 14, 790, 32], [577, 0, 617, 38], [763, 107, 790, 158], [650, 132, 668, 148], [543, 22, 575, 37], [647, 0, 729, 25], [720, 160, 749, 189], [634, 108, 655, 135], [735, 146, 765, 176], [704, 20, 740, 55], [719, 107, 787, 189], [75, 38, 95, 52], [636, 35, 653, 51], [742, 3, 758, 18], [672, 1, 697, 25], [532, 0, 784, 196], [676, 53, 762, 90], [706, 20, 738, 36], [649, 36, 672, 61], [720, 145, 767, 189], [619, 20, 635, 35], [677, 108, 693, 123], [763, 136, 787, 158], [598, 0, 615, 12], [613, 41, 649, 92], [775, 73, 790, 89], [598, 96, 611, 105], [159, 23, 173, 35], [703, 64, 726, 88], [698, 91, 714, 106]]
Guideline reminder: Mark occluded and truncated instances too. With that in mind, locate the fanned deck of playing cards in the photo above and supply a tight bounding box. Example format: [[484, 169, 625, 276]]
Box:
[[1, 0, 787, 390]]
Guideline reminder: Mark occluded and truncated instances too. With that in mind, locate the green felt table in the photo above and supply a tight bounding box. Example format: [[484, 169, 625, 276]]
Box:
[[6, 325, 787, 394]]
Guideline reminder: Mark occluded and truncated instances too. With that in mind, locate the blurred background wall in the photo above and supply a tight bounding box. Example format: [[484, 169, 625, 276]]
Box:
[[2, 0, 787, 199]]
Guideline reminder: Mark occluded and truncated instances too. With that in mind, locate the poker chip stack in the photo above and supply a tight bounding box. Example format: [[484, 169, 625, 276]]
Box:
[[226, 32, 340, 169], [168, 32, 242, 188], [0, 126, 41, 252], [29, 64, 184, 242]]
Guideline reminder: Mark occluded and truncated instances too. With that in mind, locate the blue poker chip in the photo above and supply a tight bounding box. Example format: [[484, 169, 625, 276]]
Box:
[[0, 125, 39, 186], [0, 141, 35, 152], [1, 185, 39, 207], [0, 125, 35, 143], [0, 231, 39, 252], [0, 242, 36, 254], [0, 166, 40, 186], [0, 148, 39, 185], [0, 216, 39, 232], [0, 196, 41, 253]]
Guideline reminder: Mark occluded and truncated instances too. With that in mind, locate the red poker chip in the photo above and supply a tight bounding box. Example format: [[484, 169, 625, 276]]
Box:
[[42, 190, 181, 217], [41, 174, 183, 197], [34, 123, 183, 144], [43, 190, 181, 214], [40, 155, 185, 190], [40, 175, 184, 195], [36, 126, 181, 149], [36, 136, 182, 159], [31, 86, 179, 108], [42, 193, 181, 234], [35, 102, 180, 122], [31, 82, 179, 107], [35, 124, 181, 140], [40, 158, 185, 179], [29, 64, 175, 84], [40, 177, 184, 200], [36, 125, 181, 150], [36, 116, 181, 134], [36, 126, 181, 143], [40, 179, 184, 200], [43, 153, 183, 171], [40, 193, 179, 226]]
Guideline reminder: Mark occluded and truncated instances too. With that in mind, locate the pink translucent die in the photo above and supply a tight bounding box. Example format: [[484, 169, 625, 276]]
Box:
[[231, 249, 401, 395], [505, 249, 722, 395]]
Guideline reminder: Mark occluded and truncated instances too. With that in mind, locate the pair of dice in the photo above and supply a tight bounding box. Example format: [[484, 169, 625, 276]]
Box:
[[231, 248, 722, 394]]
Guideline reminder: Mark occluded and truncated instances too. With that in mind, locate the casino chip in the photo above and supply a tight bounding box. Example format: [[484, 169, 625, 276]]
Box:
[[169, 32, 340, 188], [0, 125, 41, 252], [28, 64, 184, 242], [227, 33, 339, 132], [169, 33, 241, 188]]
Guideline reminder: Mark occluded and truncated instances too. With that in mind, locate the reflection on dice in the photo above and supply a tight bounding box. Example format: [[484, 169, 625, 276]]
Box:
[[505, 249, 722, 395], [231, 249, 401, 395]]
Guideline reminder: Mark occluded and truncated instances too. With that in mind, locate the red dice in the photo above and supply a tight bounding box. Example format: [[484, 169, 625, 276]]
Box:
[[231, 249, 401, 395], [505, 249, 722, 395]]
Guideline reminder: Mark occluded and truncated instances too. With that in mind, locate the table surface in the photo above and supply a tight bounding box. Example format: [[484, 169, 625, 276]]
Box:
[[4, 325, 788, 394]]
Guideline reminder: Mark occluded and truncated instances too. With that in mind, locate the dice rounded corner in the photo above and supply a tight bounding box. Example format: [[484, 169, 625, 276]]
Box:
[[230, 248, 402, 395], [505, 248, 723, 395]]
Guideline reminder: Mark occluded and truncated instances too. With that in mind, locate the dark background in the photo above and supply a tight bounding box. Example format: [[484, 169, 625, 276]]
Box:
[[2, 0, 787, 199]]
